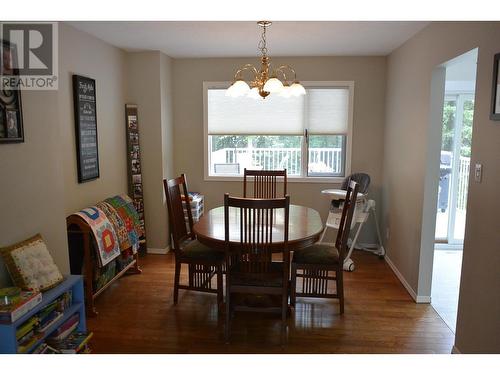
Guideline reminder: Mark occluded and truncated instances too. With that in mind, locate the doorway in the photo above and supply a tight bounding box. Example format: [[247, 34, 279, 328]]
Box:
[[431, 49, 477, 333]]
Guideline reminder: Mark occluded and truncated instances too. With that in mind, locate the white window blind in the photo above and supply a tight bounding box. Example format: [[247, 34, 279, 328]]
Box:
[[207, 89, 304, 135], [307, 88, 350, 134], [207, 86, 350, 135]]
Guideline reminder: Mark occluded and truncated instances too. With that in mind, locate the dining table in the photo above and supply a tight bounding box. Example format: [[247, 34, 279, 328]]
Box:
[[193, 204, 324, 251]]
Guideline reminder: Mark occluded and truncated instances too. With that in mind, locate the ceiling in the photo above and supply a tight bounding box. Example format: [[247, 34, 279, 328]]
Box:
[[67, 21, 429, 58]]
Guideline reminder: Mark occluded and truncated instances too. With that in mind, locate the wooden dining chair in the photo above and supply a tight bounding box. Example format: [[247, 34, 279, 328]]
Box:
[[243, 168, 287, 198], [290, 180, 359, 314], [163, 174, 224, 310], [223, 193, 290, 343]]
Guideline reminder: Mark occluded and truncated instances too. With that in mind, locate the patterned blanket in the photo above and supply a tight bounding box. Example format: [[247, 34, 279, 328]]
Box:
[[74, 206, 121, 267], [96, 201, 130, 251], [105, 194, 143, 254]]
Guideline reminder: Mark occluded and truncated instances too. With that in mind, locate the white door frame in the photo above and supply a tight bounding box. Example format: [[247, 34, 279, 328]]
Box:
[[418, 48, 478, 302]]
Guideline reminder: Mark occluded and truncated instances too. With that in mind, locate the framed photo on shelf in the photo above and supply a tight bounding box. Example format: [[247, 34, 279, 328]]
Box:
[[1, 40, 24, 144], [491, 53, 500, 121]]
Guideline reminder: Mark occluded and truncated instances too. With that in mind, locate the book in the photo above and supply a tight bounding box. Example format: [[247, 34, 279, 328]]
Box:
[[51, 331, 93, 354], [32, 343, 61, 354], [16, 316, 39, 340], [32, 342, 48, 354], [17, 332, 40, 353], [0, 290, 42, 324], [37, 300, 58, 321], [48, 313, 79, 342], [37, 311, 64, 333], [0, 287, 21, 305]]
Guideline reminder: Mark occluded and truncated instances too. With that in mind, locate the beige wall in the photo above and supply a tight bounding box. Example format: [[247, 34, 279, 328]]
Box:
[[172, 57, 387, 242], [0, 23, 130, 285], [383, 21, 500, 353], [126, 51, 174, 250], [0, 90, 68, 285], [58, 23, 129, 214]]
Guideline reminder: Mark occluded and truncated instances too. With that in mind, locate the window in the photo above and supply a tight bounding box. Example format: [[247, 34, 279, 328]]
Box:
[[203, 81, 353, 181]]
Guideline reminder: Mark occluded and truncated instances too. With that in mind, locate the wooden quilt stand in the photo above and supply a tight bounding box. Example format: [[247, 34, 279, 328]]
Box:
[[66, 215, 142, 317]]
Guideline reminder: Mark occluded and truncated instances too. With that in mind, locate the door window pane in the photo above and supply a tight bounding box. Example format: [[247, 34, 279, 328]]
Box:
[[436, 100, 457, 240]]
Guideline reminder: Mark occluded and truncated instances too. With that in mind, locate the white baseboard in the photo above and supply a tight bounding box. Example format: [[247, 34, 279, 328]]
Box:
[[147, 246, 170, 255], [385, 256, 430, 303], [452, 345, 461, 354], [416, 295, 431, 303]]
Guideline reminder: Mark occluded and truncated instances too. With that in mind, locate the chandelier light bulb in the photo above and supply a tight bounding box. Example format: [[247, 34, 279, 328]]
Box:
[[279, 85, 292, 98], [226, 79, 250, 97], [247, 87, 260, 99], [263, 77, 284, 93], [290, 81, 306, 96]]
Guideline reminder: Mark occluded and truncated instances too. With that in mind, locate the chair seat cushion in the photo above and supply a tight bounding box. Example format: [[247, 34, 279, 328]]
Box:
[[293, 243, 340, 265], [230, 262, 284, 287], [180, 240, 224, 262]]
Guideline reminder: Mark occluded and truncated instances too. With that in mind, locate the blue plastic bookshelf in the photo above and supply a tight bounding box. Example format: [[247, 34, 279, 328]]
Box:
[[0, 275, 87, 354]]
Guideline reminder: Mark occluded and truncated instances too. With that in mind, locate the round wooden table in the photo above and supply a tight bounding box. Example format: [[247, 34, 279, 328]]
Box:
[[193, 204, 324, 251]]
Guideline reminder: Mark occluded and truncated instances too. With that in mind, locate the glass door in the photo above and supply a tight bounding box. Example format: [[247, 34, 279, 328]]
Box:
[[435, 93, 474, 245]]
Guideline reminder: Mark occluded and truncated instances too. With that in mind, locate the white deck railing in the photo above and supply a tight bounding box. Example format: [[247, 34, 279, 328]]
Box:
[[212, 147, 343, 175]]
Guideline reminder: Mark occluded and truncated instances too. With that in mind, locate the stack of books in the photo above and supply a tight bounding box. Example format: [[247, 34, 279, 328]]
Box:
[[42, 312, 93, 354], [16, 316, 40, 353], [47, 312, 80, 342], [0, 289, 42, 325], [47, 332, 94, 354], [36, 300, 64, 334]]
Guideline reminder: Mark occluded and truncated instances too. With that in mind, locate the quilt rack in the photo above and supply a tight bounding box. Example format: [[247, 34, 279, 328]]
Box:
[[66, 215, 142, 317]]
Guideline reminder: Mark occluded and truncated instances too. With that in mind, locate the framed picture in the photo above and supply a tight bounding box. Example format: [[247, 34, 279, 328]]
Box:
[[125, 103, 147, 253], [132, 174, 142, 184], [1, 40, 24, 143], [73, 74, 100, 182], [491, 53, 500, 121]]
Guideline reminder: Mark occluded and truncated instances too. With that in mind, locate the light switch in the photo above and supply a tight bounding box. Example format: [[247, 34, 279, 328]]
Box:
[[474, 163, 482, 183]]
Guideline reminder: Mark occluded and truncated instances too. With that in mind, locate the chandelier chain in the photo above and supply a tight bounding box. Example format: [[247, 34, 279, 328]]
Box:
[[258, 24, 268, 56]]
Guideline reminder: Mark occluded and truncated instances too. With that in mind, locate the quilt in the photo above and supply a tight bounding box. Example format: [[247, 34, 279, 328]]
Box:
[[74, 206, 120, 267], [105, 194, 143, 254], [96, 201, 130, 251]]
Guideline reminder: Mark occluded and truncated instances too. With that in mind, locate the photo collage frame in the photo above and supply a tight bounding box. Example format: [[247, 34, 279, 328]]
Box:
[[125, 104, 146, 251]]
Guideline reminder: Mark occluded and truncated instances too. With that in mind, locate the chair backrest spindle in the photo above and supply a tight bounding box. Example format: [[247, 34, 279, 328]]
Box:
[[243, 169, 287, 198], [224, 194, 290, 276]]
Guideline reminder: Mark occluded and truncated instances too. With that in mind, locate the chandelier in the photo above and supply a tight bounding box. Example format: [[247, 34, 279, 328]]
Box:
[[226, 21, 306, 99]]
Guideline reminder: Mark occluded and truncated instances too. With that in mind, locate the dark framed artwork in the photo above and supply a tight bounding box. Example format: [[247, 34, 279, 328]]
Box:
[[0, 40, 24, 143], [491, 53, 500, 121], [73, 74, 100, 182]]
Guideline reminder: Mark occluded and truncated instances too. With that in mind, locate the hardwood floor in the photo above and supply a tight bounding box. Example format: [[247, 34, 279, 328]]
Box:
[[87, 251, 454, 353]]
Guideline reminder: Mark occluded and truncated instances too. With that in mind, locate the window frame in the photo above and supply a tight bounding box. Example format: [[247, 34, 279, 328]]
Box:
[[203, 81, 354, 183]]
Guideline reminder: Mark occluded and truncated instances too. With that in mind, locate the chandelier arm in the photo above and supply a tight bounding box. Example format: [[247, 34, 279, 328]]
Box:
[[274, 67, 290, 85], [276, 64, 298, 82], [234, 64, 259, 81]]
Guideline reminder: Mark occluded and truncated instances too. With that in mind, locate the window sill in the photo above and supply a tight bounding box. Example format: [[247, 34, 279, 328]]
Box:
[[204, 175, 345, 184]]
